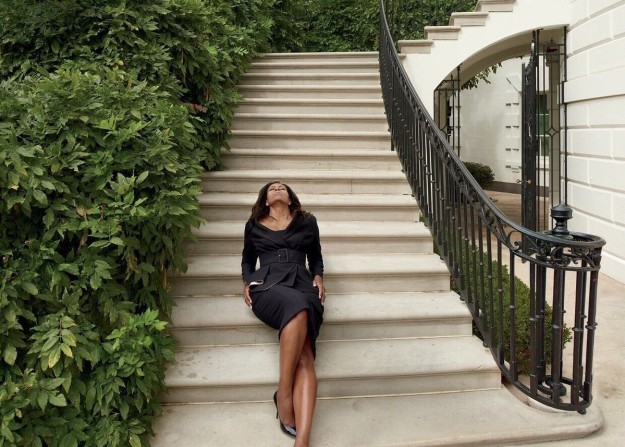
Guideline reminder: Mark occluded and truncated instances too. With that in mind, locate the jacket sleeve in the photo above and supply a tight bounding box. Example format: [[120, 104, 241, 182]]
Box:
[[307, 217, 324, 277], [241, 220, 258, 282]]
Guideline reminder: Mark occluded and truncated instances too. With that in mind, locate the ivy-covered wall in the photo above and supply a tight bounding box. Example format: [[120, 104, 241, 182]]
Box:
[[0, 1, 273, 445]]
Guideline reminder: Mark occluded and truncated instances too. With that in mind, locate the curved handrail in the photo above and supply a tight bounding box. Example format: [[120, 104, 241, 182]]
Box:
[[379, 0, 605, 412]]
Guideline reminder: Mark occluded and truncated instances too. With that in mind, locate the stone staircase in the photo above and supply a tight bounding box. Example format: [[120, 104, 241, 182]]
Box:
[[151, 52, 602, 446], [398, 0, 571, 114]]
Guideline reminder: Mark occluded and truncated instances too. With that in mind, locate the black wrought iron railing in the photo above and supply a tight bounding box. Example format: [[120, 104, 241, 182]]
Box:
[[379, 0, 606, 412]]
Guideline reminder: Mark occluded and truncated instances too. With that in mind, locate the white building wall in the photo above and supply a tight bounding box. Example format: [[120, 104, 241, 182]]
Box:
[[460, 59, 525, 187], [566, 0, 625, 284]]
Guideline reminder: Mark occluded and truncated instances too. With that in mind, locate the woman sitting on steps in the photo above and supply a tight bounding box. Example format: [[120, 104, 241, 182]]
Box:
[[242, 181, 326, 447]]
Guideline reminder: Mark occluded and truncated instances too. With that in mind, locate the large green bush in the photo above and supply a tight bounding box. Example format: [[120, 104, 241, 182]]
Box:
[[270, 0, 479, 52], [0, 1, 273, 445]]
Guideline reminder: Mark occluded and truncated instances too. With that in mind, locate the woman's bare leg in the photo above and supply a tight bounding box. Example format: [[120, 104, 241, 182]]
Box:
[[292, 337, 316, 447], [277, 310, 309, 428]]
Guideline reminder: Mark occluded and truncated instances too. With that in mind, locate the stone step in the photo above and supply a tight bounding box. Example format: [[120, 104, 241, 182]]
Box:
[[200, 170, 411, 195], [170, 291, 470, 347], [162, 336, 500, 403], [247, 60, 380, 74], [239, 72, 380, 86], [170, 253, 449, 296], [184, 220, 431, 256], [151, 389, 603, 447], [229, 130, 390, 150], [398, 39, 434, 55], [197, 192, 419, 223], [476, 0, 516, 13], [231, 113, 389, 132], [221, 148, 402, 171], [235, 98, 385, 114], [449, 11, 489, 26], [424, 25, 462, 40], [256, 51, 379, 64], [237, 84, 383, 99]]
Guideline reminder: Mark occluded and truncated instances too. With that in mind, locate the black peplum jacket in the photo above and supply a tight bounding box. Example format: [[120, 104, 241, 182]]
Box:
[[241, 211, 324, 293]]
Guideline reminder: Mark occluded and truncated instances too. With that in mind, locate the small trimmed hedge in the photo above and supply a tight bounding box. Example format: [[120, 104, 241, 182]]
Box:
[[464, 161, 495, 189]]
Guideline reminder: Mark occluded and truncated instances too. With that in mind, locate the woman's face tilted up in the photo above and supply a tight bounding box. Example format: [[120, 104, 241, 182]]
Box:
[[266, 183, 290, 207]]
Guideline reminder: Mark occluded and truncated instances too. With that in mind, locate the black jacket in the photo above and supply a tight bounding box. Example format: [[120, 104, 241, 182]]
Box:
[[241, 212, 324, 292]]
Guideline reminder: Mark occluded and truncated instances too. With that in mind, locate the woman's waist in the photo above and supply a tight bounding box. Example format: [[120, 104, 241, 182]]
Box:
[[259, 248, 306, 267]]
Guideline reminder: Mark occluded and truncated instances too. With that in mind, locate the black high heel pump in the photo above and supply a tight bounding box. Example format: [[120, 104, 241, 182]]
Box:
[[273, 391, 296, 438]]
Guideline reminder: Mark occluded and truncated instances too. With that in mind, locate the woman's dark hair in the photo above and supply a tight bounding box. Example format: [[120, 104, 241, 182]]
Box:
[[249, 181, 310, 221]]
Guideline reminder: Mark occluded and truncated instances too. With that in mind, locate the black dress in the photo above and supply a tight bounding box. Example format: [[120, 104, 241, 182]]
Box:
[[241, 211, 324, 357]]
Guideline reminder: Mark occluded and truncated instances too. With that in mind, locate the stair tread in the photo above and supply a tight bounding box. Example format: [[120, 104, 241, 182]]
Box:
[[191, 220, 429, 239], [198, 192, 416, 207], [233, 112, 387, 120], [250, 61, 380, 68], [203, 169, 405, 180], [258, 51, 379, 57], [231, 129, 389, 137], [241, 72, 380, 78], [240, 98, 384, 105], [151, 389, 602, 446], [177, 253, 448, 278], [238, 84, 382, 91], [223, 148, 396, 157], [171, 292, 468, 328], [165, 336, 497, 387]]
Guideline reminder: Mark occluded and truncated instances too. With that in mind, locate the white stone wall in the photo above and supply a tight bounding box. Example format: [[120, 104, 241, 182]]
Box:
[[566, 0, 625, 284], [460, 59, 524, 186]]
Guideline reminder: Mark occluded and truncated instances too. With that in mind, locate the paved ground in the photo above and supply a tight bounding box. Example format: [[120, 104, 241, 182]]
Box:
[[487, 191, 625, 447]]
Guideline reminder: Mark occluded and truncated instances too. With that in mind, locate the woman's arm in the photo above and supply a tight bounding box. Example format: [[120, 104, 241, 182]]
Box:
[[241, 220, 258, 281], [307, 217, 324, 278]]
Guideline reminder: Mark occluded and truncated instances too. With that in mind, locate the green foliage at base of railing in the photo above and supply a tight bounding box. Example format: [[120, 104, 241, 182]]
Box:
[[463, 253, 572, 375], [0, 1, 274, 445]]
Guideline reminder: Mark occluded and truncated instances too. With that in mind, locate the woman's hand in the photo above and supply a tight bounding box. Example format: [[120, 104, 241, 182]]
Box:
[[243, 282, 252, 308], [313, 275, 326, 305]]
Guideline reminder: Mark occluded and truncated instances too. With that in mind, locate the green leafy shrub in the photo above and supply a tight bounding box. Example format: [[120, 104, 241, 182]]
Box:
[[0, 0, 275, 445], [464, 161, 495, 189], [461, 252, 571, 375], [270, 0, 479, 52]]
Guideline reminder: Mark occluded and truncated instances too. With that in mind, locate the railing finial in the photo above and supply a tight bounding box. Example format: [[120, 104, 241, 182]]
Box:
[[550, 203, 573, 238]]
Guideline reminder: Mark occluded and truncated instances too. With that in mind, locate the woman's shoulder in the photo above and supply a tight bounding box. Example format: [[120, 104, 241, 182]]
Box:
[[295, 210, 317, 224]]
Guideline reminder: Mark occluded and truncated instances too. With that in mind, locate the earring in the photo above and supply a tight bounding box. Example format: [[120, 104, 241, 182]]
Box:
[[265, 202, 268, 206]]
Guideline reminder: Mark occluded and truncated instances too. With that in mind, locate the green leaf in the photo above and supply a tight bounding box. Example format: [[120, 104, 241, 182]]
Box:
[[3, 345, 17, 365], [37, 391, 49, 411], [48, 347, 61, 368], [41, 180, 55, 190], [44, 378, 66, 390], [59, 263, 80, 275], [33, 190, 48, 206], [22, 282, 39, 295], [129, 434, 142, 447], [137, 171, 149, 184], [120, 401, 129, 420], [60, 343, 74, 358], [43, 209, 55, 228], [110, 237, 124, 246], [49, 393, 67, 407], [60, 433, 77, 447], [1, 426, 15, 443], [90, 274, 102, 290]]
